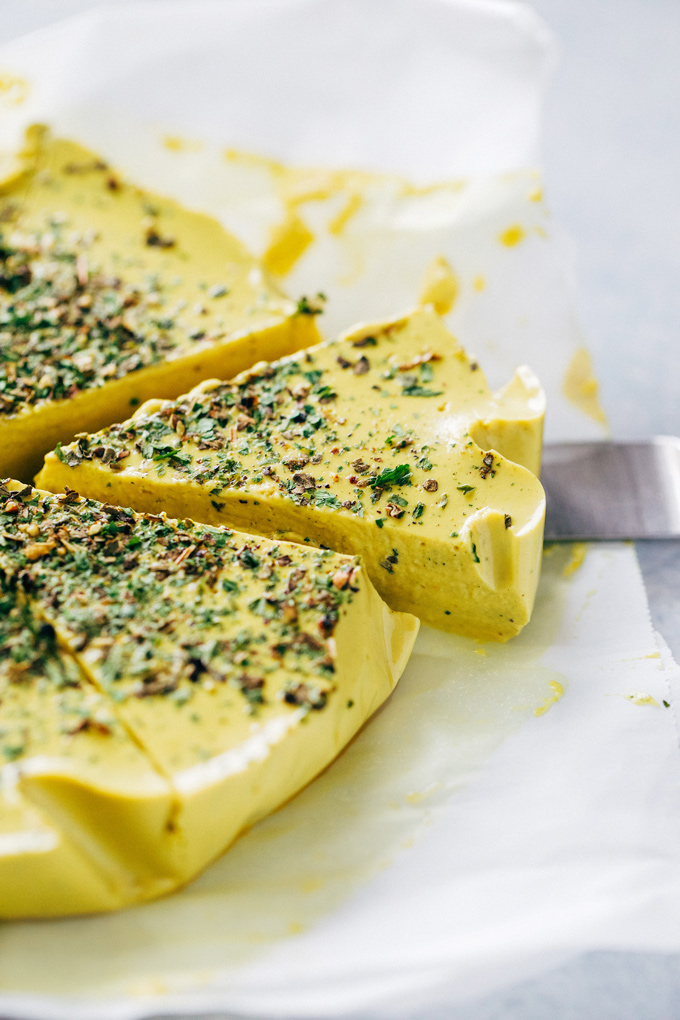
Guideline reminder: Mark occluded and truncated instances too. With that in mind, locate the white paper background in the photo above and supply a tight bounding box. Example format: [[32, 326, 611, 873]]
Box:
[[1, 2, 679, 1017]]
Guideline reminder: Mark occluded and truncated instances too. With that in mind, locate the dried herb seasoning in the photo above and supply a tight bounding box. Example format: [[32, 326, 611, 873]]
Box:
[[0, 221, 189, 418], [0, 482, 367, 765]]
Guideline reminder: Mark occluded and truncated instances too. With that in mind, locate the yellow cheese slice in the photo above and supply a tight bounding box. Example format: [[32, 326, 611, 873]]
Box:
[[38, 307, 546, 640], [0, 786, 125, 918], [0, 480, 417, 915], [0, 588, 177, 916], [0, 127, 320, 481]]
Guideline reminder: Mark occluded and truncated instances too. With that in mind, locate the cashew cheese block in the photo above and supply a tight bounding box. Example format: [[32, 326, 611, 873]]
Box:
[[0, 479, 418, 917], [0, 127, 320, 482], [38, 307, 546, 641]]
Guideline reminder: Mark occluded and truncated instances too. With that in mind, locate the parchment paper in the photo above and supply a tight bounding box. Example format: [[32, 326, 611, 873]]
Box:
[[1, 2, 679, 1017]]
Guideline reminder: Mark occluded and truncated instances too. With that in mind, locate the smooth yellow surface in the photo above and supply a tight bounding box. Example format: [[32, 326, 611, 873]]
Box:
[[0, 127, 319, 481], [39, 307, 546, 640], [0, 481, 418, 917]]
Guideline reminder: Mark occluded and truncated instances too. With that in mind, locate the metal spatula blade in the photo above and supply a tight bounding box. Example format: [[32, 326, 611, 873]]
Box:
[[541, 437, 680, 541]]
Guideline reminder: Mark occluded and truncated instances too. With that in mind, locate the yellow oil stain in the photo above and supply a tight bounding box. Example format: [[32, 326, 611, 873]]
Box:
[[0, 73, 29, 105], [563, 542, 588, 577], [419, 255, 459, 314], [262, 210, 315, 276], [562, 347, 608, 426], [336, 236, 366, 287], [288, 921, 305, 935], [625, 692, 659, 707], [328, 192, 363, 236], [534, 225, 548, 238], [400, 179, 466, 197], [473, 275, 486, 291], [404, 783, 440, 805], [285, 173, 340, 206], [221, 147, 466, 226], [224, 146, 284, 173], [474, 647, 488, 657], [162, 134, 202, 152], [282, 168, 374, 208], [499, 224, 525, 247], [534, 679, 565, 717], [223, 148, 373, 206], [529, 187, 543, 202]]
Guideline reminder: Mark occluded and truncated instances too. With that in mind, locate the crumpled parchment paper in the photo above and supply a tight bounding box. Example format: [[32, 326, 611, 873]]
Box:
[[1, 3, 679, 1018]]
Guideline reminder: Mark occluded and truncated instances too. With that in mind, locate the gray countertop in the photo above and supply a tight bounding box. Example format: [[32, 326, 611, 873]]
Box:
[[1, 1, 679, 1017]]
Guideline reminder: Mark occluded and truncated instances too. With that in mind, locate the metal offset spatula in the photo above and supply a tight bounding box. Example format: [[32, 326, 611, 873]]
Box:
[[542, 437, 680, 541]]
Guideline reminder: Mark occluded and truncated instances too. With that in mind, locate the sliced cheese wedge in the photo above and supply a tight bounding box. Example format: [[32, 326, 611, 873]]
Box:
[[0, 786, 125, 918], [0, 127, 319, 482], [39, 308, 546, 640], [0, 479, 417, 916], [0, 589, 176, 916]]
